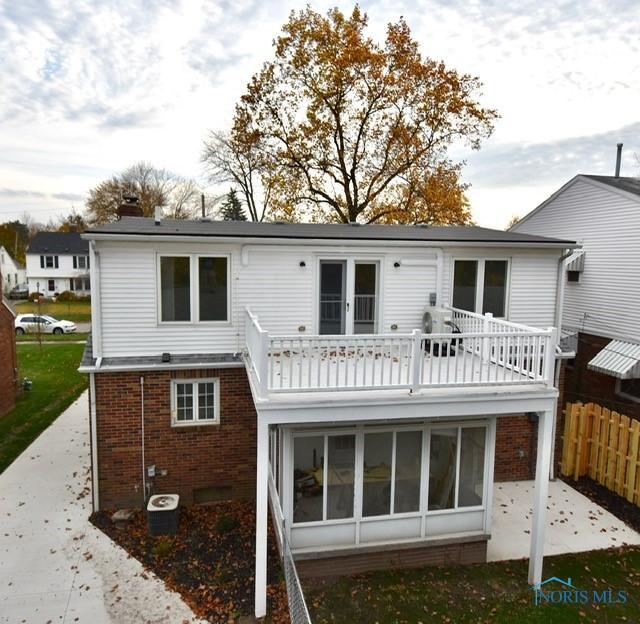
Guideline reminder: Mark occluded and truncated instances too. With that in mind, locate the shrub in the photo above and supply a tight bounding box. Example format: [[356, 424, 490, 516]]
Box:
[[151, 536, 175, 559], [57, 290, 78, 302], [28, 291, 43, 302], [215, 513, 240, 534]]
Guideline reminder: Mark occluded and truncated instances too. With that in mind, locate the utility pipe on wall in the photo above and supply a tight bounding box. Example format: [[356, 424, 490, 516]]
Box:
[[140, 376, 146, 505]]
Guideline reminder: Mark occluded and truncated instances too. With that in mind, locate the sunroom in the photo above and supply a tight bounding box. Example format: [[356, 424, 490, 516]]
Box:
[[272, 419, 495, 552]]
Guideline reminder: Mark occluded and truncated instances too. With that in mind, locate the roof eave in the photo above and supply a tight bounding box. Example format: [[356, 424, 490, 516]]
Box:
[[82, 231, 577, 249]]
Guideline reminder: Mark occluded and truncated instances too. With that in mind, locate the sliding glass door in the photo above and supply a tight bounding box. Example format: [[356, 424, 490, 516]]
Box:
[[319, 259, 379, 334]]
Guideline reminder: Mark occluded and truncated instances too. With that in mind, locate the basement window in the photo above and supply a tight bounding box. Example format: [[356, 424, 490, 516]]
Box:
[[171, 378, 220, 426]]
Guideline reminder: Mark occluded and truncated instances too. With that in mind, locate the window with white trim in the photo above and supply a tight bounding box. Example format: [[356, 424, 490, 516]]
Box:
[[452, 259, 509, 317], [171, 378, 220, 425], [158, 255, 230, 323], [73, 255, 89, 270]]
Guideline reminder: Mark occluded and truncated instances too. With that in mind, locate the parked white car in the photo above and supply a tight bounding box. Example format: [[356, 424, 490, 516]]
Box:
[[14, 314, 77, 335]]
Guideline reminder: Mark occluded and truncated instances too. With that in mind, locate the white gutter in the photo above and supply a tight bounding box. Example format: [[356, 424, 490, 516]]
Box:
[[83, 232, 578, 250], [78, 359, 244, 374], [89, 372, 100, 511]]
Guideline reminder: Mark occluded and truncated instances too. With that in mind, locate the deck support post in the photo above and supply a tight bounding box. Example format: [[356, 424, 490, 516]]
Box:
[[255, 418, 269, 618], [528, 408, 554, 586]]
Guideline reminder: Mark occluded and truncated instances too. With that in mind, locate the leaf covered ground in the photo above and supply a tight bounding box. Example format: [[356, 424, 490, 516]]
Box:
[[306, 545, 640, 624], [92, 501, 289, 623]]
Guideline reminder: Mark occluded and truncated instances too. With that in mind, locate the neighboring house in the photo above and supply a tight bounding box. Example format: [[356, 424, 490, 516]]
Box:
[[0, 246, 26, 294], [512, 172, 640, 419], [80, 205, 575, 618], [26, 232, 90, 296], [0, 274, 18, 415]]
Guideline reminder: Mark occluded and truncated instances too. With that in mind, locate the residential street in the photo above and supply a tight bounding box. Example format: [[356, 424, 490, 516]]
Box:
[[0, 392, 204, 624]]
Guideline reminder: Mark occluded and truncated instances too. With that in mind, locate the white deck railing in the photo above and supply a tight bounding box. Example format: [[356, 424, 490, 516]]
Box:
[[244, 307, 557, 398]]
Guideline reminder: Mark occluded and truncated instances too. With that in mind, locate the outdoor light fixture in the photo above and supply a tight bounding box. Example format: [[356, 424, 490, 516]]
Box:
[[161, 352, 171, 363], [299, 261, 306, 267], [393, 261, 400, 268]]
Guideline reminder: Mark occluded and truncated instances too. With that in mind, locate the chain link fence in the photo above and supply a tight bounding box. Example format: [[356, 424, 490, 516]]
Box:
[[281, 521, 312, 624]]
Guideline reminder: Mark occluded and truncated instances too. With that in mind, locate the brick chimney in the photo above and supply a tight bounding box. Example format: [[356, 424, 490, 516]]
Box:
[[117, 194, 143, 219]]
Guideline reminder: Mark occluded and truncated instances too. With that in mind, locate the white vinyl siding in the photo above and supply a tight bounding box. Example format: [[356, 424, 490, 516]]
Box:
[[95, 241, 561, 357], [513, 177, 640, 341], [441, 248, 559, 328]]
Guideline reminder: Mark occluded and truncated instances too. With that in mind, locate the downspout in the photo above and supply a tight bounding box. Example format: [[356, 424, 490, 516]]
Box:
[[89, 241, 103, 364], [89, 372, 99, 511], [140, 376, 146, 506], [550, 248, 583, 479]]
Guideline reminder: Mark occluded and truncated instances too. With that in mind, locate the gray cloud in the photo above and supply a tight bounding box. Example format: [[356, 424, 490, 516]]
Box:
[[52, 192, 84, 201], [465, 122, 640, 187], [0, 188, 47, 198]]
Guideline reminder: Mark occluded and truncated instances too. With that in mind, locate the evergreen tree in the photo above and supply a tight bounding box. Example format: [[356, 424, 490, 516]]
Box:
[[220, 188, 247, 221]]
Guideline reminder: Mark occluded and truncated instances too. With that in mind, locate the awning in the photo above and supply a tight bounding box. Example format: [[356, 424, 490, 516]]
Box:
[[588, 340, 640, 379]]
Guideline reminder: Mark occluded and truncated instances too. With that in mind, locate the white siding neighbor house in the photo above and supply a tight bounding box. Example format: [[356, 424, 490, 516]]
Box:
[[80, 208, 576, 618], [512, 170, 640, 416], [0, 246, 26, 294], [26, 232, 90, 296]]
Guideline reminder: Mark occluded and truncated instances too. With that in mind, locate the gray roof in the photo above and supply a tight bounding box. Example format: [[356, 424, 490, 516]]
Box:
[[85, 217, 575, 246], [582, 175, 640, 197], [28, 232, 89, 255], [79, 334, 242, 371]]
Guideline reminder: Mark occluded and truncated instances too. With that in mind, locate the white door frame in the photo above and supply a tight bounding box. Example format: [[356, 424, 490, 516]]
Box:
[[316, 256, 381, 334]]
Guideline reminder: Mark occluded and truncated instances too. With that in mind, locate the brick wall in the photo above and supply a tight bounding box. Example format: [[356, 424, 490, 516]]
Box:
[[0, 301, 17, 416], [563, 332, 639, 420], [94, 366, 257, 509], [296, 539, 487, 578], [494, 414, 536, 481]]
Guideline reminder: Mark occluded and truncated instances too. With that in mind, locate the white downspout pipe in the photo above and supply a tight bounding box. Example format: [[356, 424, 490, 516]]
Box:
[[549, 248, 582, 479], [89, 372, 99, 511], [89, 241, 103, 362], [140, 376, 146, 506]]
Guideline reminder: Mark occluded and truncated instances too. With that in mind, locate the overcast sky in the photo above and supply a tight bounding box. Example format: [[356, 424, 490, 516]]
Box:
[[1, 0, 639, 228]]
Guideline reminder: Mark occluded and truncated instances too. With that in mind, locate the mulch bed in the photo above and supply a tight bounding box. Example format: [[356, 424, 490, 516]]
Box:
[[561, 474, 640, 533], [91, 501, 289, 623]]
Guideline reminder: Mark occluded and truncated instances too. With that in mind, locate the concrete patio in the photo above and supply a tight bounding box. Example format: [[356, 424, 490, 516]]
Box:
[[0, 392, 204, 624], [488, 479, 640, 561]]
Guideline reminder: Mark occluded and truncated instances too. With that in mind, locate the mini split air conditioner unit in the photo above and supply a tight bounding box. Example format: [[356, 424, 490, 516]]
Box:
[[422, 306, 461, 356]]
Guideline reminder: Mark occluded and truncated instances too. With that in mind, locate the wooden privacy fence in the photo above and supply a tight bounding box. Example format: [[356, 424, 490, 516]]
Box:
[[561, 402, 640, 506]]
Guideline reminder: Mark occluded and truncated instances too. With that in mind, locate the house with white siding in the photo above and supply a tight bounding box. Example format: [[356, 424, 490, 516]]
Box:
[[0, 246, 26, 294], [25, 232, 90, 296], [512, 168, 640, 419], [79, 202, 576, 618]]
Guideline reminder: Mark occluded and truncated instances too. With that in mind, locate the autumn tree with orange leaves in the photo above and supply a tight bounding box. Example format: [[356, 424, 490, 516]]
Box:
[[204, 7, 497, 224]]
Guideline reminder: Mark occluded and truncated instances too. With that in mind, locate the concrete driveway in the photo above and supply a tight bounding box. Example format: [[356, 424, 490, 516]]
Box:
[[0, 392, 204, 624]]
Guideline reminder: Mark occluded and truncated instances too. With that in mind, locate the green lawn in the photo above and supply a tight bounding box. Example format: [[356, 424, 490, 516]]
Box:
[[15, 300, 91, 323], [0, 343, 87, 474], [307, 546, 640, 623], [16, 332, 89, 343]]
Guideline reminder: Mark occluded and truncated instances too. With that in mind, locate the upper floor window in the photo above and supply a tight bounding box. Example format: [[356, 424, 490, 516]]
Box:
[[452, 259, 509, 317], [40, 255, 59, 269], [171, 378, 220, 426], [73, 255, 89, 270], [159, 255, 229, 323]]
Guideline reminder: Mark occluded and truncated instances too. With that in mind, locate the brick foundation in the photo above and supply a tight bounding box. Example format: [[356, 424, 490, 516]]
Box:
[[296, 538, 487, 578], [0, 301, 17, 416], [94, 365, 257, 509]]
